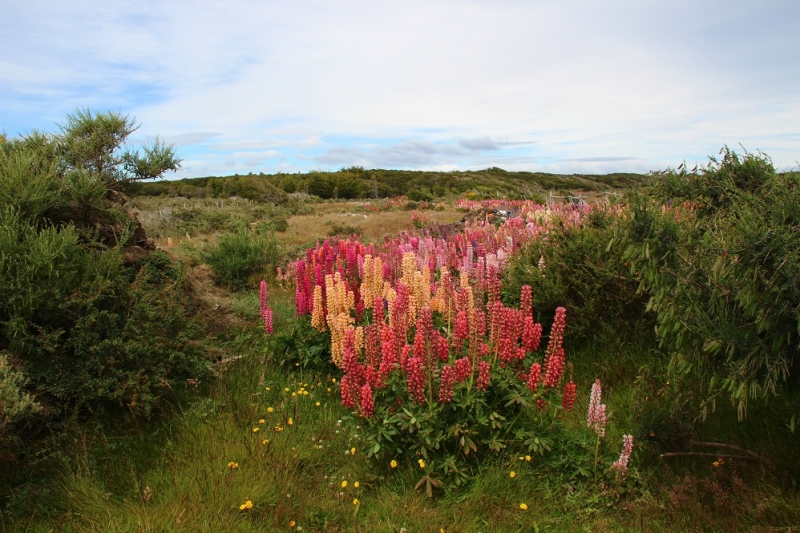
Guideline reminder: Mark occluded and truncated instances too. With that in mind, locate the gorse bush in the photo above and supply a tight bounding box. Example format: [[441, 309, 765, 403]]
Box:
[[0, 109, 209, 436], [202, 228, 285, 290], [619, 147, 800, 417]]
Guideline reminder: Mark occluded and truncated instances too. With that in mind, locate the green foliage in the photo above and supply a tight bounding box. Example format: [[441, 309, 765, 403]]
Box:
[[135, 167, 654, 201], [59, 108, 180, 189], [201, 229, 285, 290], [267, 318, 333, 371], [619, 148, 800, 415], [362, 364, 569, 488], [506, 206, 650, 338], [0, 110, 207, 426], [0, 353, 43, 442]]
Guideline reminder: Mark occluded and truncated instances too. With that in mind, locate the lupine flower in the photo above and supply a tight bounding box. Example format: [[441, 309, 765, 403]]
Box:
[[359, 383, 375, 418], [587, 379, 607, 437], [476, 361, 491, 390], [340, 375, 358, 409], [259, 280, 268, 317], [542, 347, 565, 387], [520, 285, 533, 318], [438, 365, 455, 403], [263, 306, 274, 334], [453, 357, 472, 382], [522, 316, 542, 353], [561, 380, 577, 411], [610, 434, 634, 475], [406, 357, 426, 404], [526, 363, 542, 391]]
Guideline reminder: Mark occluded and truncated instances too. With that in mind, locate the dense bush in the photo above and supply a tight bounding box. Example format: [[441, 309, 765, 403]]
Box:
[[505, 206, 650, 339], [619, 148, 800, 416], [0, 110, 210, 434], [201, 228, 284, 290]]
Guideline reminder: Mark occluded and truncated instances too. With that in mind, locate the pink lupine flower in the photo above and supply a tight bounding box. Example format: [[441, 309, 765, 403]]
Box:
[[610, 434, 634, 475], [587, 379, 607, 437], [260, 280, 268, 317], [263, 306, 274, 334]]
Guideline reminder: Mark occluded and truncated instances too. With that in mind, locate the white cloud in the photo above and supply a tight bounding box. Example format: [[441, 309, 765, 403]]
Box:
[[2, 0, 798, 176]]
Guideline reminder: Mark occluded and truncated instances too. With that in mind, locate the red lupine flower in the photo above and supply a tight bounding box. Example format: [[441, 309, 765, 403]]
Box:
[[360, 383, 375, 418], [453, 310, 469, 345], [454, 357, 472, 382], [522, 316, 542, 353], [520, 284, 533, 318], [527, 362, 542, 391], [406, 357, 426, 404], [400, 344, 412, 372], [340, 375, 358, 409], [438, 365, 455, 403], [542, 347, 565, 387], [435, 332, 449, 362], [561, 380, 577, 411], [536, 398, 548, 411], [477, 360, 491, 390]]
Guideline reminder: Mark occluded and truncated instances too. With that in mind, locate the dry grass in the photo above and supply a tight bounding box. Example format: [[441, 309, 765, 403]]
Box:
[[278, 203, 464, 247]]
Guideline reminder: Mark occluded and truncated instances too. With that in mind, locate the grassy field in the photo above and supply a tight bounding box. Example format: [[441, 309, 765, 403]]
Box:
[[4, 197, 799, 533]]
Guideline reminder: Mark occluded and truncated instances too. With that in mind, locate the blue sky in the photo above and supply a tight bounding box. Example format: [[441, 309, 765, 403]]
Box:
[[2, 0, 799, 178]]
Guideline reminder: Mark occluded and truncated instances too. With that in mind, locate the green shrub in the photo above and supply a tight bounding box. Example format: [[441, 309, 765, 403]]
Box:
[[0, 110, 209, 421], [505, 206, 649, 339], [619, 148, 800, 416], [201, 229, 284, 290]]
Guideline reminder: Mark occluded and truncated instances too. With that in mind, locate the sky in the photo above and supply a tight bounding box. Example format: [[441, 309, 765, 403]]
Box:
[[2, 0, 799, 178]]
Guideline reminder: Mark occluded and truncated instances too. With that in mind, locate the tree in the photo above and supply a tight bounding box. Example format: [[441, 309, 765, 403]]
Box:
[[59, 108, 181, 189]]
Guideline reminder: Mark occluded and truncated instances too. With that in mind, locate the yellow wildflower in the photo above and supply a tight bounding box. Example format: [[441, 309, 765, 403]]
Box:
[[291, 392, 297, 397], [239, 499, 253, 510], [267, 407, 274, 413], [252, 427, 259, 433], [390, 460, 398, 468], [289, 520, 296, 527], [353, 498, 359, 505], [288, 417, 293, 425], [510, 471, 516, 478], [284, 388, 289, 392], [262, 439, 268, 444], [354, 481, 360, 488], [227, 461, 239, 469], [315, 401, 321, 407], [525, 455, 531, 462], [350, 447, 356, 454], [259, 419, 265, 424], [265, 387, 270, 391], [520, 503, 528, 510], [418, 459, 426, 468], [341, 480, 348, 488]]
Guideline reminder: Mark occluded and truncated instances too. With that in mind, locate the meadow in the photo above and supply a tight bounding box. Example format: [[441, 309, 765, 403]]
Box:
[[2, 114, 798, 532]]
